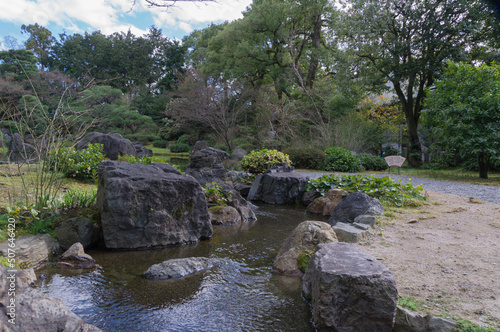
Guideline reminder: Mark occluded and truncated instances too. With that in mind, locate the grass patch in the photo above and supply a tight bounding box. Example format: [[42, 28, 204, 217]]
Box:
[[469, 198, 485, 204], [454, 318, 500, 332], [145, 144, 190, 158], [0, 164, 98, 210], [395, 168, 499, 187], [398, 296, 426, 312]]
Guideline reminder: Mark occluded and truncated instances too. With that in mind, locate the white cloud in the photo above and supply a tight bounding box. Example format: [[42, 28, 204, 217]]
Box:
[[0, 0, 251, 39], [0, 0, 147, 36], [147, 0, 251, 33]]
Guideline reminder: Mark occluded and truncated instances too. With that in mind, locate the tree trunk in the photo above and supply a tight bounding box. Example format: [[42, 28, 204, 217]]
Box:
[[394, 79, 423, 169], [478, 152, 489, 179], [403, 106, 422, 168], [305, 13, 322, 89]]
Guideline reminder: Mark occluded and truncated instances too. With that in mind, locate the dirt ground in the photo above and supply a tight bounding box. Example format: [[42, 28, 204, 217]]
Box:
[[356, 191, 500, 328]]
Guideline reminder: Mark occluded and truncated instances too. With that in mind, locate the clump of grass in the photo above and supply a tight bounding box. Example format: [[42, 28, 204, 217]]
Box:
[[4, 188, 98, 236], [454, 318, 499, 332], [398, 296, 425, 312], [469, 198, 484, 204]]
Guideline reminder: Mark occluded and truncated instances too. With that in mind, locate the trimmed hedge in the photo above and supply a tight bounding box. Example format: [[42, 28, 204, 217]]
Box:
[[323, 147, 361, 172], [152, 139, 168, 148], [357, 153, 387, 171], [239, 149, 292, 174], [169, 143, 191, 153]]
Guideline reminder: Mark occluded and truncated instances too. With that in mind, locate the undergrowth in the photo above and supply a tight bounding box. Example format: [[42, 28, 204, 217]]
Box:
[[306, 174, 425, 207]]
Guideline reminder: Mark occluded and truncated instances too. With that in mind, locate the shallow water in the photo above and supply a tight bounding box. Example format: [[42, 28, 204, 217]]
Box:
[[35, 204, 319, 332]]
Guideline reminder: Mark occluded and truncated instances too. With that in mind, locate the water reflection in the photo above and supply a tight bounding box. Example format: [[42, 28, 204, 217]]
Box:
[[35, 204, 315, 332]]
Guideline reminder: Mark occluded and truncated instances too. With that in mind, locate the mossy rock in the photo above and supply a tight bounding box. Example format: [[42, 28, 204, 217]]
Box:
[[208, 206, 241, 225], [208, 206, 225, 215]]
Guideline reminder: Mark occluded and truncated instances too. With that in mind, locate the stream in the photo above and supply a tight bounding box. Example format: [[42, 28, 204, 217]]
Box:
[[34, 204, 320, 332]]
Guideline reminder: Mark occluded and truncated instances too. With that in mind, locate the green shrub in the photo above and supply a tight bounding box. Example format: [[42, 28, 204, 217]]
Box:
[[152, 139, 168, 148], [53, 143, 105, 181], [239, 149, 292, 175], [285, 147, 325, 170], [169, 143, 191, 153], [176, 134, 190, 145], [324, 147, 361, 172], [357, 153, 387, 171], [306, 174, 425, 207], [202, 182, 230, 206]]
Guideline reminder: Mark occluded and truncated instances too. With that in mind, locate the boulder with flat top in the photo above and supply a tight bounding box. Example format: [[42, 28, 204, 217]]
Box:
[[302, 242, 398, 331], [77, 132, 137, 160], [328, 192, 383, 226], [247, 164, 309, 204], [97, 160, 212, 249]]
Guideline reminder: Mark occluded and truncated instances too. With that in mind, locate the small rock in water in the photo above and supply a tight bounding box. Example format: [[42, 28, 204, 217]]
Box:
[[57, 242, 99, 269], [142, 257, 225, 280]]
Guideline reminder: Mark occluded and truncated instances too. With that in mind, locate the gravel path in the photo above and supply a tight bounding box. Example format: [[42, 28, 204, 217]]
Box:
[[298, 171, 500, 205]]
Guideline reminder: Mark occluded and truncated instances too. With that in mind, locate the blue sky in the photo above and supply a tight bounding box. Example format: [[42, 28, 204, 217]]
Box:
[[0, 0, 252, 49]]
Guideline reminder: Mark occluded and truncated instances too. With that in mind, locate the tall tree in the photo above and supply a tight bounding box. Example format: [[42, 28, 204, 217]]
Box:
[[0, 50, 38, 106], [424, 62, 500, 179], [335, 0, 498, 167], [21, 23, 56, 70]]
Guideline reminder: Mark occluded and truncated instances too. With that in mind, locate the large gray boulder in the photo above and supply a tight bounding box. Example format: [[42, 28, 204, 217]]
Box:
[[331, 222, 372, 243], [0, 128, 11, 148], [301, 189, 322, 206], [302, 242, 398, 331], [133, 141, 153, 158], [328, 192, 383, 226], [10, 133, 23, 151], [0, 234, 56, 269], [230, 147, 247, 161], [221, 184, 256, 222], [142, 257, 225, 280], [208, 206, 242, 225], [247, 165, 309, 204], [54, 217, 102, 251], [97, 160, 213, 249], [77, 132, 137, 160], [8, 141, 38, 163], [185, 146, 229, 185], [272, 221, 337, 277], [0, 264, 102, 331], [186, 143, 256, 222]]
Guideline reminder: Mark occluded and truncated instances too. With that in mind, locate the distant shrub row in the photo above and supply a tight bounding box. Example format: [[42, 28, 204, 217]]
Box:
[[239, 147, 387, 173]]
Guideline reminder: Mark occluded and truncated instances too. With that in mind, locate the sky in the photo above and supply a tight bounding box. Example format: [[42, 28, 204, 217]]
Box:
[[0, 0, 253, 49]]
